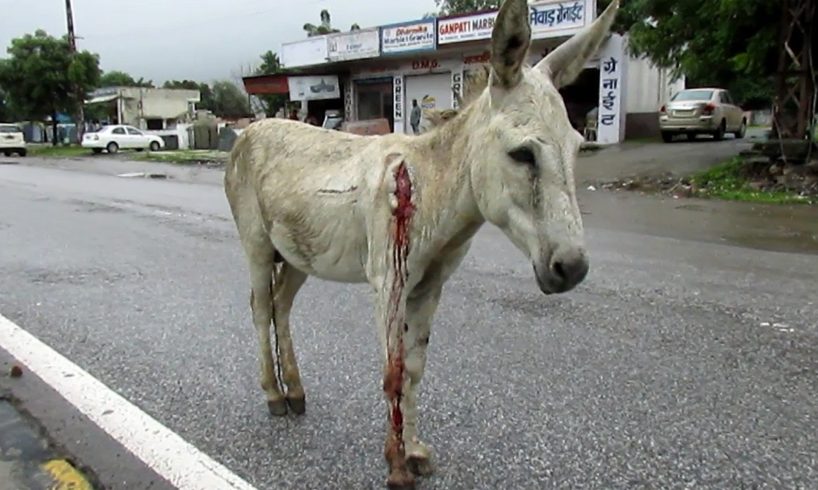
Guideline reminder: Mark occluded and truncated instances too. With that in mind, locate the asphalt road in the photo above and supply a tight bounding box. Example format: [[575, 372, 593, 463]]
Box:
[[1, 162, 817, 489]]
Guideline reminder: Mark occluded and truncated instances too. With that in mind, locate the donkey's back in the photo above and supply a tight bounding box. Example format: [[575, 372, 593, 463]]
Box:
[[224, 118, 399, 282]]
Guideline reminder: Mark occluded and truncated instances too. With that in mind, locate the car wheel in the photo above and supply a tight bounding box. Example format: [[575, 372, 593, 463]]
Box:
[[2, 151, 10, 157], [661, 131, 674, 143], [106, 142, 119, 154], [18, 149, 26, 157], [92, 148, 102, 154], [713, 120, 726, 141], [735, 119, 747, 139], [149, 141, 160, 151]]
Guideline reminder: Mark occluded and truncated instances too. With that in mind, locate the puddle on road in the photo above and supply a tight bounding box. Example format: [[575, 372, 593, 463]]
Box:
[[579, 190, 818, 255]]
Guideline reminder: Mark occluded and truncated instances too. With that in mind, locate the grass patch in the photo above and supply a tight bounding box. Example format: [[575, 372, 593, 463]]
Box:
[[135, 149, 228, 165], [691, 156, 813, 205], [28, 144, 92, 158]]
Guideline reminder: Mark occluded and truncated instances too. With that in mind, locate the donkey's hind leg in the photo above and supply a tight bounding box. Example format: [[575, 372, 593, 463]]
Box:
[[248, 254, 288, 416], [272, 261, 308, 414]]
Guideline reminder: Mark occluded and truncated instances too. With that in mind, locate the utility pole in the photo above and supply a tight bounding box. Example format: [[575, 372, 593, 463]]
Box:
[[65, 0, 85, 143]]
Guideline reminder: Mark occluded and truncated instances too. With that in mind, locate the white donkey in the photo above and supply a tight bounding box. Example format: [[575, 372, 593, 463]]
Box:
[[225, 0, 619, 487]]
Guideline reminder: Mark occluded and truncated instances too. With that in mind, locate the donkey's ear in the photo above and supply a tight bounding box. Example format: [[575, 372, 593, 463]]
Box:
[[490, 0, 532, 89], [536, 0, 620, 89]]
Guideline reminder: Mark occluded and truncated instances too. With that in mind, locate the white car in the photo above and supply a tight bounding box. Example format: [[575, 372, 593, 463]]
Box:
[[82, 124, 164, 154], [0, 123, 27, 156]]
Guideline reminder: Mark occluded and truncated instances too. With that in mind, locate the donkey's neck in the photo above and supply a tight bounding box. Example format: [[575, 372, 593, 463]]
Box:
[[408, 106, 486, 253]]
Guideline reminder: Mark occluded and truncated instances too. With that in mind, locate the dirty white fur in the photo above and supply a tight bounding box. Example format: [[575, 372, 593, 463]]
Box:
[[224, 0, 619, 486]]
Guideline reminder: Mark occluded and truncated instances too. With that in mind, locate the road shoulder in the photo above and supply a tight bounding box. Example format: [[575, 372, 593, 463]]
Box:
[[0, 346, 176, 490]]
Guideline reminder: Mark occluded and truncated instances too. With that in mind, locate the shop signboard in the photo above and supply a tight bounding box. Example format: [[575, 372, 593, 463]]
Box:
[[528, 0, 594, 39], [437, 10, 497, 45], [288, 75, 341, 101], [280, 36, 329, 68], [327, 28, 380, 61], [381, 19, 437, 55], [437, 0, 595, 45]]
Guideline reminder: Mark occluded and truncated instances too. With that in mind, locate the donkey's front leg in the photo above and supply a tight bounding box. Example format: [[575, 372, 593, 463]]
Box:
[[374, 286, 415, 490], [401, 283, 443, 477]]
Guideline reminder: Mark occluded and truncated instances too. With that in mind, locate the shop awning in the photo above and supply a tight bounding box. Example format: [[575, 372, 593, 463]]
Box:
[[85, 93, 119, 104]]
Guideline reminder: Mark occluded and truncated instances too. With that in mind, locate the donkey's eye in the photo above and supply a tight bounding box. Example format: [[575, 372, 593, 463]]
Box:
[[507, 147, 536, 166]]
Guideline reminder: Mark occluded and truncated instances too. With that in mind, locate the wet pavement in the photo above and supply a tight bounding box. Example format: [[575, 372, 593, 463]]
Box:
[[1, 149, 817, 489]]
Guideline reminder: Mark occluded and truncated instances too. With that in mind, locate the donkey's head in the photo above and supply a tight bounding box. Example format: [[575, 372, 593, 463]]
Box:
[[464, 0, 618, 295]]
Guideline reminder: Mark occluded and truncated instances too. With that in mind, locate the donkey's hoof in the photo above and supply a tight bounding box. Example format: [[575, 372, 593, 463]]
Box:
[[386, 468, 415, 490], [267, 399, 288, 416], [286, 395, 306, 415], [406, 455, 434, 477]]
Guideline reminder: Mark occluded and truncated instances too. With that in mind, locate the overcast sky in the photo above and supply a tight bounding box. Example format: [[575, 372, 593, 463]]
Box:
[[1, 0, 438, 85]]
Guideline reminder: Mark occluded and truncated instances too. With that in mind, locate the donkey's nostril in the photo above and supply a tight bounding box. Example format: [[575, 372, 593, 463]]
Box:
[[552, 260, 567, 281], [549, 250, 589, 292]]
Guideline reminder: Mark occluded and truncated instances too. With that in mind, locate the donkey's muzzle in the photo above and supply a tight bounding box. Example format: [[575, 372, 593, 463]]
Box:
[[534, 247, 589, 294]]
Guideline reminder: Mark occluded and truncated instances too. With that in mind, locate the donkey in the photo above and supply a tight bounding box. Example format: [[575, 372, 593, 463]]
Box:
[[224, 0, 619, 487]]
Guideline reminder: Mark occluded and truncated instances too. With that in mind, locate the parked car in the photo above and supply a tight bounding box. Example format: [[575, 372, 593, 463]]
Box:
[[81, 124, 164, 154], [0, 123, 27, 156], [659, 88, 746, 142]]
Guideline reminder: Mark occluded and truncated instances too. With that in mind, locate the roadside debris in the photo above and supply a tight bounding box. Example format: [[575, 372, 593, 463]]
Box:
[[116, 172, 169, 179], [9, 364, 23, 377]]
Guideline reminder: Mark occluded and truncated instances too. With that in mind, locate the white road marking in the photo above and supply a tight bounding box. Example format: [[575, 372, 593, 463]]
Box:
[[0, 313, 257, 490]]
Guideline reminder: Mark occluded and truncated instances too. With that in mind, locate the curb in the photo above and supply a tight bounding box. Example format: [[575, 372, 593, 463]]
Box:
[[0, 397, 95, 489]]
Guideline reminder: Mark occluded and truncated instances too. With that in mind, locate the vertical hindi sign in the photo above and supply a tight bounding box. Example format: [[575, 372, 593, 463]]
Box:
[[596, 34, 625, 144], [393, 75, 404, 134]]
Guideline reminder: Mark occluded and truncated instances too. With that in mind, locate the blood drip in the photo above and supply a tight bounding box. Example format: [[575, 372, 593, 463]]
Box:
[[385, 162, 414, 458]]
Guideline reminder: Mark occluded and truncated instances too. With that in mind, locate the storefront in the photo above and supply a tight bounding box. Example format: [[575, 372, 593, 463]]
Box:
[[243, 0, 682, 143]]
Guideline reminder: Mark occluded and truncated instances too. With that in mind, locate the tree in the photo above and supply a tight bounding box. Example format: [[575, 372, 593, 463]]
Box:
[[433, 0, 777, 107], [0, 29, 100, 144], [433, 0, 498, 15], [623, 0, 779, 109], [252, 51, 287, 117], [209, 80, 250, 118], [97, 70, 153, 88], [0, 88, 14, 121]]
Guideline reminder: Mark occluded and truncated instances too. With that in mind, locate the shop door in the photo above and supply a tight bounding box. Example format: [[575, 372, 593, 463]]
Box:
[[404, 72, 452, 135], [355, 78, 393, 125]]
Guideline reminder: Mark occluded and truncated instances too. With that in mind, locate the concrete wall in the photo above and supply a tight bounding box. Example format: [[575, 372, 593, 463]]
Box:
[[623, 42, 685, 139], [120, 88, 200, 128]]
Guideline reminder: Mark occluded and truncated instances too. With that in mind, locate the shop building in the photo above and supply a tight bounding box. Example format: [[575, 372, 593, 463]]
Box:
[[243, 0, 684, 143]]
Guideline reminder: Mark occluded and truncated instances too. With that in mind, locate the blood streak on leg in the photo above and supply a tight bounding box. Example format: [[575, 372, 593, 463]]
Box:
[[384, 161, 415, 487]]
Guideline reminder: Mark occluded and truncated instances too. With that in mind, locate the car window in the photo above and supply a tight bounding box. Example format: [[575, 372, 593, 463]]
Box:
[[112, 127, 126, 135], [723, 92, 734, 104], [671, 90, 714, 102], [0, 125, 22, 133], [126, 127, 143, 135]]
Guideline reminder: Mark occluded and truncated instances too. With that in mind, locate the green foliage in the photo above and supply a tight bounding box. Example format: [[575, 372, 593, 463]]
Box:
[[691, 157, 813, 205], [98, 70, 153, 88], [209, 80, 249, 118], [625, 0, 779, 108], [432, 0, 778, 107], [0, 29, 100, 121], [28, 144, 90, 158], [252, 51, 287, 116]]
